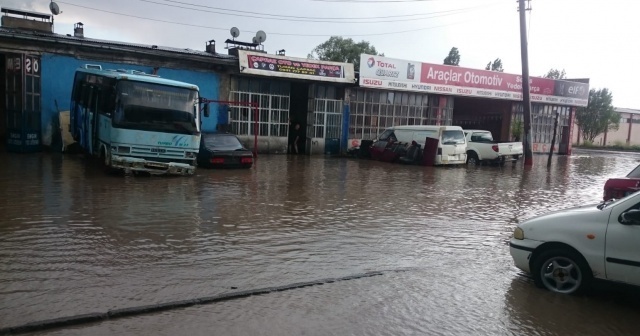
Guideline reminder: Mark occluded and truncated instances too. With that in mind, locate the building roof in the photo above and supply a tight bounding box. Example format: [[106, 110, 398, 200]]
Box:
[[0, 26, 237, 65], [615, 107, 640, 115]]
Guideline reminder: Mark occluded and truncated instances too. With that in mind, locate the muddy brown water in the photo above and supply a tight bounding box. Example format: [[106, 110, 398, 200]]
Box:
[[1, 150, 639, 335]]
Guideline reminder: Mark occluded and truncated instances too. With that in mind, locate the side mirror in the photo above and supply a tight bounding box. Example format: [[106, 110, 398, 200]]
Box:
[[620, 209, 640, 225], [203, 104, 210, 118]]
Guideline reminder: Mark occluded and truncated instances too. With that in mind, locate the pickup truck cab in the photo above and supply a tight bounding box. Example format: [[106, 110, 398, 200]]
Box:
[[463, 130, 523, 166]]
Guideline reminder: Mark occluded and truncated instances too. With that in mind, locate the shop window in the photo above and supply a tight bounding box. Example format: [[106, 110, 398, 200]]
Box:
[[229, 78, 290, 137], [347, 88, 434, 139]]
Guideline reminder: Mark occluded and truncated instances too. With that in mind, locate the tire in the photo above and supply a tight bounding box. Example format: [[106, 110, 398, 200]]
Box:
[[466, 151, 480, 165], [100, 146, 116, 174], [532, 248, 592, 295]]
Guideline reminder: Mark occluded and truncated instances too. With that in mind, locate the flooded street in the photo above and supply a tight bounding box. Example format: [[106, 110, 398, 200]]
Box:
[[1, 150, 639, 335]]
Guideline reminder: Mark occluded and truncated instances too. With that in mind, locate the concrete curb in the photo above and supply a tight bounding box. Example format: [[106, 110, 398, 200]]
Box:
[[0, 271, 389, 335]]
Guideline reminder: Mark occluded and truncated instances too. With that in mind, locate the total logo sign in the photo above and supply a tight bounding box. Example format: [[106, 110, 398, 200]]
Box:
[[366, 56, 400, 78]]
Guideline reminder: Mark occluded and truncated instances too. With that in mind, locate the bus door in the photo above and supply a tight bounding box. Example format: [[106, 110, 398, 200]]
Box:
[[5, 54, 41, 153]]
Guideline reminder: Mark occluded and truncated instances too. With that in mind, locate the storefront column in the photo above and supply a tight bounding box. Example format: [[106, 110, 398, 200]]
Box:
[[567, 107, 576, 155], [341, 88, 350, 154], [627, 114, 633, 145]]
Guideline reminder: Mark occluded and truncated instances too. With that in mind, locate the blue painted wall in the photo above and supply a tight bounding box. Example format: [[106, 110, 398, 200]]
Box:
[[40, 53, 220, 149]]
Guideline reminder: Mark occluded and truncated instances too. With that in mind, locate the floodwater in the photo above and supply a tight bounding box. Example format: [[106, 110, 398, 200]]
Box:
[[1, 149, 639, 335]]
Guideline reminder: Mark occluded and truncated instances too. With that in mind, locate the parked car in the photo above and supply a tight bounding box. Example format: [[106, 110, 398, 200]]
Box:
[[603, 164, 640, 201], [464, 130, 523, 165], [197, 133, 254, 169], [509, 192, 640, 295]]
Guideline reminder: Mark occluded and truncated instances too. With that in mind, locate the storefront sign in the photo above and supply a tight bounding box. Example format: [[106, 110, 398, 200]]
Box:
[[359, 54, 589, 107], [238, 50, 355, 84]]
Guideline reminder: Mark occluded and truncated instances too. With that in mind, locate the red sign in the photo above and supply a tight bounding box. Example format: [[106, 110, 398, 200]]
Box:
[[359, 54, 589, 106], [420, 63, 556, 96]]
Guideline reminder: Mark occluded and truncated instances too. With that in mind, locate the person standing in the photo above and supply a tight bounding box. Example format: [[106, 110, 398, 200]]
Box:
[[292, 123, 302, 154]]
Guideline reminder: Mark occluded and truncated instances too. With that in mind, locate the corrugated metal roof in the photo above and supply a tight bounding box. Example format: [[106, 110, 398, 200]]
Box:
[[0, 27, 237, 62], [615, 107, 640, 115]]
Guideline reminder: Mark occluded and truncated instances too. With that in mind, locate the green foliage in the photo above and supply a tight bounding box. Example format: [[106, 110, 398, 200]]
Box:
[[443, 47, 460, 66], [308, 36, 382, 70], [575, 88, 619, 142], [543, 69, 566, 79], [511, 119, 523, 141], [485, 58, 504, 72]]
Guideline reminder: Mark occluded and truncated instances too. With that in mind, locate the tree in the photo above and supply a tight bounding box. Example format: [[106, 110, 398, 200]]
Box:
[[443, 47, 460, 66], [308, 36, 381, 70], [485, 58, 504, 72], [543, 68, 566, 79], [575, 88, 619, 143]]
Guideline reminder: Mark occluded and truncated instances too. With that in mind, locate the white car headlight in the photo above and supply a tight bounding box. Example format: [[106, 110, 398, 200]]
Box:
[[513, 227, 524, 240]]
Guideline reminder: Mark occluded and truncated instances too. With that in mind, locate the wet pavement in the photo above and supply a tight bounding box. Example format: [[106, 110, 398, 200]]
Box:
[[1, 150, 639, 335]]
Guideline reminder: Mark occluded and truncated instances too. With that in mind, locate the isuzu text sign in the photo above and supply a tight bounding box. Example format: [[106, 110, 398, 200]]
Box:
[[359, 54, 589, 106], [239, 50, 355, 84]]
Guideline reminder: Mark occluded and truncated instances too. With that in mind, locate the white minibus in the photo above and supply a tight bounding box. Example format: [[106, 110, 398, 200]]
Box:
[[374, 125, 467, 165]]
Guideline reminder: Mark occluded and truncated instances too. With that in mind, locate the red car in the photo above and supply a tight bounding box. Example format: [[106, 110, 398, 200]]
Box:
[[603, 164, 640, 201]]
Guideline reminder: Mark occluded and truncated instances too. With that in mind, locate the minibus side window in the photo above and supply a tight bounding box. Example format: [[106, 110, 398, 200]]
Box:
[[378, 129, 394, 141]]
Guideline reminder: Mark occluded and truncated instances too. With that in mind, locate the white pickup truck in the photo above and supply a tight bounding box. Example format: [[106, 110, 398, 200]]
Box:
[[463, 130, 523, 166]]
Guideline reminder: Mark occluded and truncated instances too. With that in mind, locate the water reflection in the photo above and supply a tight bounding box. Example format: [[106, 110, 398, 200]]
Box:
[[0, 150, 639, 333]]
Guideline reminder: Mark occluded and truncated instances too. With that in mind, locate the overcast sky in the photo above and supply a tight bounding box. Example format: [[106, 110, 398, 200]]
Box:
[[9, 0, 640, 108]]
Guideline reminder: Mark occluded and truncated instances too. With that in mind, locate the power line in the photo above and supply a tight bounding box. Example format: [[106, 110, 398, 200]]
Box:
[[152, 0, 488, 20], [311, 0, 475, 2], [57, 1, 481, 37], [138, 0, 496, 24]]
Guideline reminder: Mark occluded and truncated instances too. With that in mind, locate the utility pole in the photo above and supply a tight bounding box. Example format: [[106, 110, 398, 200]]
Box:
[[518, 0, 533, 166]]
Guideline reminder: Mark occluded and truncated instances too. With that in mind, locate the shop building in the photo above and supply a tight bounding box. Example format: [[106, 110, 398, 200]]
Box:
[[0, 7, 234, 153], [573, 107, 640, 146], [228, 49, 354, 155], [351, 54, 590, 155]]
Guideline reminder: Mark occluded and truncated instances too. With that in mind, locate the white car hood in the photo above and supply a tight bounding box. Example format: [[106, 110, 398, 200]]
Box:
[[519, 203, 611, 237]]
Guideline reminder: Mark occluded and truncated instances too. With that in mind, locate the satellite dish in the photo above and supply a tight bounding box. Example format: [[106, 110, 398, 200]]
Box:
[[49, 1, 61, 15], [252, 36, 259, 44], [256, 30, 267, 44], [230, 27, 240, 39]]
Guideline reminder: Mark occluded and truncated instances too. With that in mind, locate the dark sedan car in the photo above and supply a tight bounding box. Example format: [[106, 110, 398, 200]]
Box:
[[197, 133, 254, 169]]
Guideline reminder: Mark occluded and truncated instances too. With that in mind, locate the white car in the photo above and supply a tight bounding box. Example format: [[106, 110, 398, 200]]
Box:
[[509, 192, 640, 294]]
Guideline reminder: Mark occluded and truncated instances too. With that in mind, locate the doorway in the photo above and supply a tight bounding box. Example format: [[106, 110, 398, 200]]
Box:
[[289, 82, 308, 154], [3, 53, 41, 152], [452, 96, 512, 141]]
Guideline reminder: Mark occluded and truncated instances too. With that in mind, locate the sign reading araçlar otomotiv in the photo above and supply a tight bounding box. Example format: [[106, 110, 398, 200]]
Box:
[[358, 54, 589, 107], [239, 50, 355, 84]]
